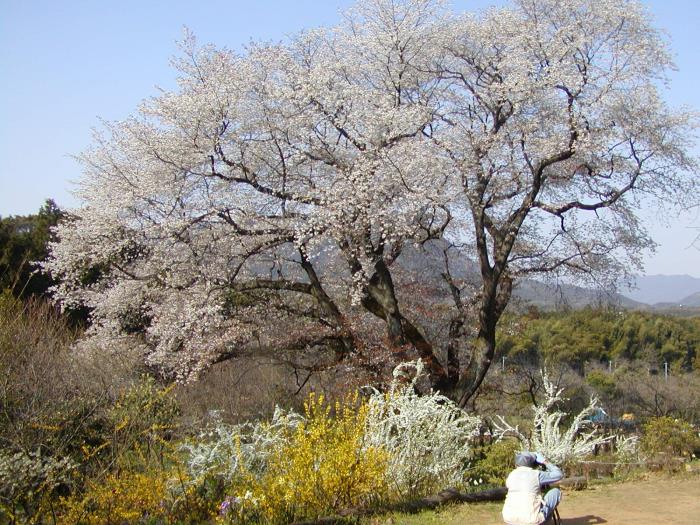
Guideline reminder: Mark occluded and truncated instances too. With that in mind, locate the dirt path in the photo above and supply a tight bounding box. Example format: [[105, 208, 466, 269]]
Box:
[[552, 476, 700, 525], [371, 476, 700, 524]]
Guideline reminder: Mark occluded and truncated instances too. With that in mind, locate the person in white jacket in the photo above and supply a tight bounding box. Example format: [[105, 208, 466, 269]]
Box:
[[502, 451, 563, 525]]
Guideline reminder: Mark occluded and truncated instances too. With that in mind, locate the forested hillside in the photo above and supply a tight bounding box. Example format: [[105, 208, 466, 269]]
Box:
[[497, 309, 699, 372], [0, 200, 62, 298]]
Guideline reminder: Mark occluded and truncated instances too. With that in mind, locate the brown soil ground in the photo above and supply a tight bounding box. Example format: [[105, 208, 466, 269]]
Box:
[[369, 475, 700, 524], [547, 476, 700, 524]]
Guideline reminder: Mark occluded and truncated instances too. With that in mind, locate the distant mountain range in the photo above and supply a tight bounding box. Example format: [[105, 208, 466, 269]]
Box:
[[402, 242, 700, 310], [510, 275, 700, 311], [511, 280, 645, 310], [620, 275, 700, 307], [393, 241, 700, 311], [676, 291, 700, 307]]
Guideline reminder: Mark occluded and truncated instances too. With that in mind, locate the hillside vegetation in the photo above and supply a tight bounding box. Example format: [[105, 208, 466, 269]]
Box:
[[498, 309, 699, 372]]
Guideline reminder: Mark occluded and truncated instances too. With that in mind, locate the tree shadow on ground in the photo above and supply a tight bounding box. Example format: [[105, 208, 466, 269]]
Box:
[[560, 516, 607, 524]]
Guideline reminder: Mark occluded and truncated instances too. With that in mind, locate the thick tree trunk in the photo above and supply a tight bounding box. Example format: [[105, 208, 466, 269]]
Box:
[[434, 316, 464, 394], [455, 272, 512, 408], [362, 259, 449, 388], [299, 251, 355, 360], [457, 324, 496, 408]]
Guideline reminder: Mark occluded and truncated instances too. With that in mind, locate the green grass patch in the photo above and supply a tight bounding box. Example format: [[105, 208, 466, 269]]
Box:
[[362, 501, 503, 525]]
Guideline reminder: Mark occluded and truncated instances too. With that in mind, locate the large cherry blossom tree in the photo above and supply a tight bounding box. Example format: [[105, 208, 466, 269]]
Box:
[[47, 0, 697, 402]]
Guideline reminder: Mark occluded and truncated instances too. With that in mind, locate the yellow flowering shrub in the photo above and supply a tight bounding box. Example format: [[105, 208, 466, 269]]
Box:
[[640, 416, 700, 458], [223, 393, 388, 524], [167, 472, 220, 524], [58, 466, 222, 525], [58, 470, 167, 525], [105, 376, 180, 467]]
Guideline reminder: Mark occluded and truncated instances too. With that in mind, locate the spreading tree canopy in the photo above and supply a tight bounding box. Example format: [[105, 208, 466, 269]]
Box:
[[47, 0, 698, 402]]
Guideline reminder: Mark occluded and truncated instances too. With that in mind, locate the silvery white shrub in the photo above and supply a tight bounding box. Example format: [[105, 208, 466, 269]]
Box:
[[180, 407, 303, 483], [614, 434, 640, 465], [493, 369, 613, 465], [364, 360, 481, 497], [0, 449, 76, 512], [180, 360, 482, 500]]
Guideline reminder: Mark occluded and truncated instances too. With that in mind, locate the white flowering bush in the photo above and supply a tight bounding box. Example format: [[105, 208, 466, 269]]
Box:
[[493, 370, 612, 465], [614, 434, 640, 465], [182, 360, 481, 509], [0, 449, 76, 521], [181, 360, 481, 498], [365, 360, 481, 497], [180, 407, 303, 484]]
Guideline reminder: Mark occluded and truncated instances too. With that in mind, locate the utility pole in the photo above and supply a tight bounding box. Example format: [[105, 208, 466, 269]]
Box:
[[664, 361, 668, 381]]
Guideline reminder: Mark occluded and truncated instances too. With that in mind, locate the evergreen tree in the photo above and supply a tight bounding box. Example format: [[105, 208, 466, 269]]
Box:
[[0, 200, 63, 298]]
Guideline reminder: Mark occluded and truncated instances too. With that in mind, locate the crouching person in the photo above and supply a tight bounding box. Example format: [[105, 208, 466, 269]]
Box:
[[502, 451, 563, 525]]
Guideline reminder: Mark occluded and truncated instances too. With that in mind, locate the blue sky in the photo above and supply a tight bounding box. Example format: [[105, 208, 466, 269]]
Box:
[[1, 0, 699, 276]]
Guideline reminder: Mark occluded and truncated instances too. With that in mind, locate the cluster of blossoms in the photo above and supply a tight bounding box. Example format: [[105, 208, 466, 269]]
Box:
[[0, 450, 77, 514], [180, 407, 304, 483], [493, 370, 613, 465], [364, 360, 482, 497], [183, 361, 480, 509], [218, 491, 261, 518]]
